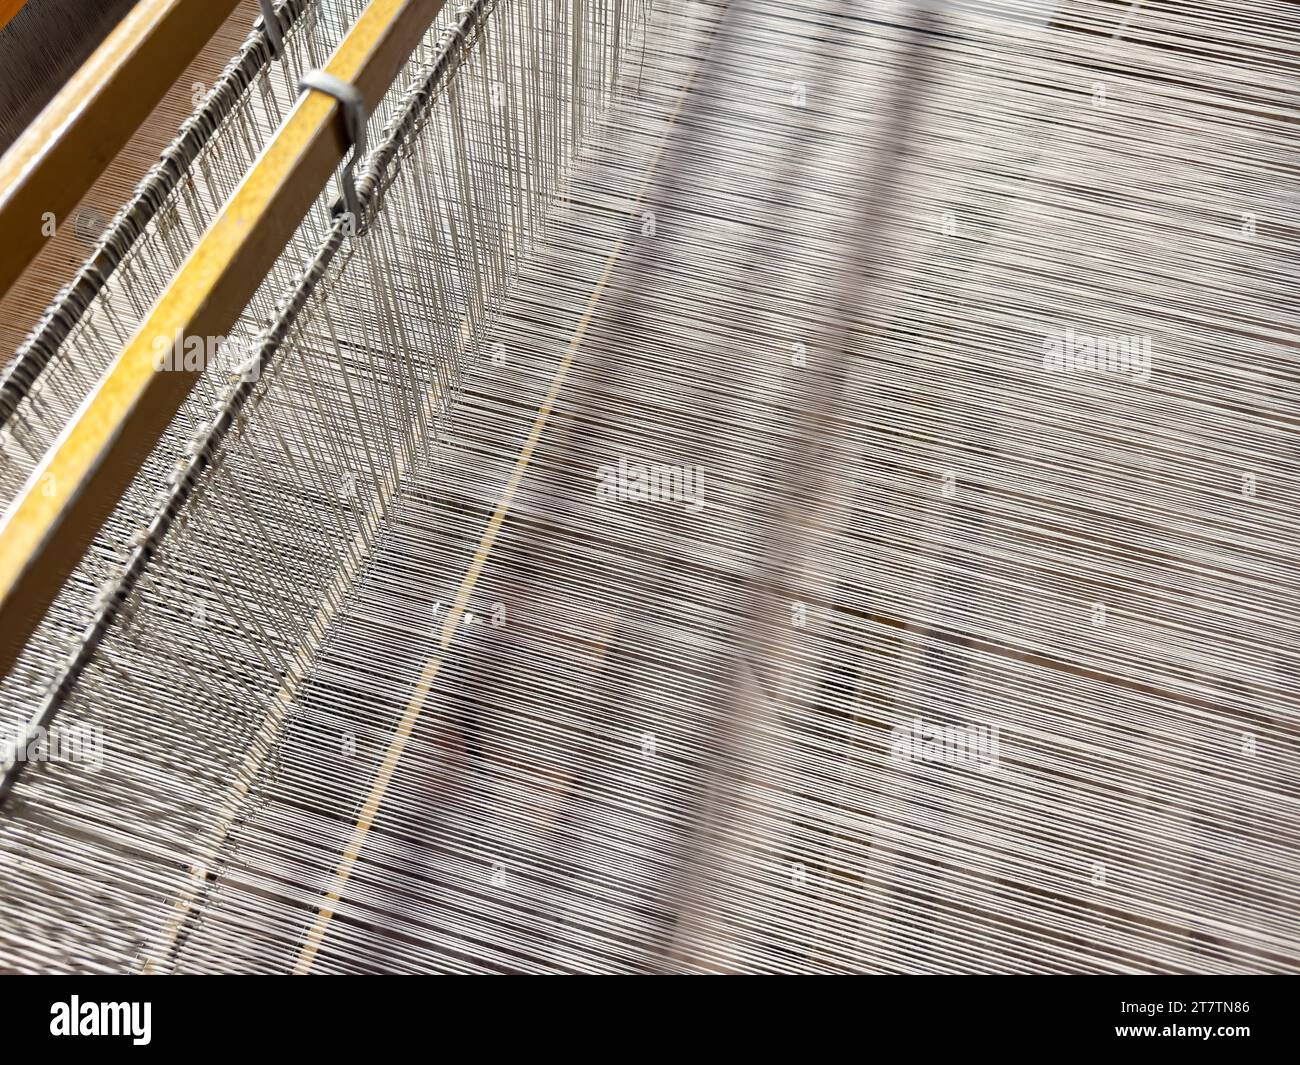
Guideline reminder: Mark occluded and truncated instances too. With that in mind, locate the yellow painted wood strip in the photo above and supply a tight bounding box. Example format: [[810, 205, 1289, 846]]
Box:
[[0, 0, 28, 33], [0, 0, 242, 299]]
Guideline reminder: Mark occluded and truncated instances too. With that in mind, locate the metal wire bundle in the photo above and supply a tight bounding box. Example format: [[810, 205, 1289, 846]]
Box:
[[0, 0, 358, 490], [0, 0, 531, 726], [0, 0, 366, 722], [1, 0, 1299, 974]]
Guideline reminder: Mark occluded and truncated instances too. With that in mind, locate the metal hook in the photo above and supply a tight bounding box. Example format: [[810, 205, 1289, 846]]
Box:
[[298, 70, 368, 227], [258, 0, 284, 59]]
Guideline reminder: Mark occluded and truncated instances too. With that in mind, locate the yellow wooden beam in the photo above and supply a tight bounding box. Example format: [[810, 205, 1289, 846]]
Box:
[[0, 0, 244, 300], [0, 0, 446, 680], [0, 0, 28, 33]]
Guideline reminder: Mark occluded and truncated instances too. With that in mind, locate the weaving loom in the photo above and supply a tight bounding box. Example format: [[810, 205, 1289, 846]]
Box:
[[0, 0, 1296, 975]]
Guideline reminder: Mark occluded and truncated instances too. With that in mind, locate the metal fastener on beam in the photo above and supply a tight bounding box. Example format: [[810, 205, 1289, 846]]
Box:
[[258, 0, 285, 58], [298, 70, 369, 223]]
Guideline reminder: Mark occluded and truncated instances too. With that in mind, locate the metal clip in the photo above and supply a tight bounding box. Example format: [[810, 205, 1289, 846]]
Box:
[[298, 70, 368, 228], [258, 0, 284, 59]]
